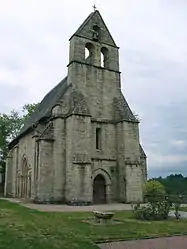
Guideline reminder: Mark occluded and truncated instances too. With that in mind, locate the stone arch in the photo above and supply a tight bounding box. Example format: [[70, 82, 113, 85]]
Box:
[[85, 42, 94, 63], [17, 155, 31, 199], [101, 47, 109, 68], [92, 168, 112, 204], [92, 168, 111, 185]]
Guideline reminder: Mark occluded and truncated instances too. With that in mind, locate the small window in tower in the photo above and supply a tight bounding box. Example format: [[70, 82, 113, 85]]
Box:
[[96, 127, 101, 150], [101, 47, 109, 68], [92, 25, 100, 42]]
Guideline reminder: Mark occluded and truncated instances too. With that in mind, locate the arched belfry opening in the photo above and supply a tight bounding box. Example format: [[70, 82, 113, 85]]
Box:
[[85, 42, 94, 63], [101, 47, 109, 68], [93, 174, 106, 204]]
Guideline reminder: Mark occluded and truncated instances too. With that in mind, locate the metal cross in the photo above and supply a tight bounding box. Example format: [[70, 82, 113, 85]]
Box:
[[93, 4, 96, 11]]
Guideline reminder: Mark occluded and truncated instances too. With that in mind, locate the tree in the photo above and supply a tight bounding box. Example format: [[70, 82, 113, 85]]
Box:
[[152, 174, 187, 198], [22, 103, 39, 121], [0, 103, 38, 183], [144, 180, 166, 202]]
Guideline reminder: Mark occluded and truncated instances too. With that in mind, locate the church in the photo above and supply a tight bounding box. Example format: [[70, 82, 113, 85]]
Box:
[[4, 9, 147, 205]]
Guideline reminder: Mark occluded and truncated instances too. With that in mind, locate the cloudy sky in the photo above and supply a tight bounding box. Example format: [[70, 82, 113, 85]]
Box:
[[0, 0, 186, 178]]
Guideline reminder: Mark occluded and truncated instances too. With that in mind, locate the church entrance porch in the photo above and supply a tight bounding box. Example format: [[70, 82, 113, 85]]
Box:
[[93, 174, 106, 204]]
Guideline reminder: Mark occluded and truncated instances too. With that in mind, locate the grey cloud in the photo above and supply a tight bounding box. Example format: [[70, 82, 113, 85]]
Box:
[[0, 83, 32, 113]]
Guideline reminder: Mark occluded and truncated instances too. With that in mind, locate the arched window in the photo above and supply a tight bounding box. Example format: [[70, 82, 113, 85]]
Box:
[[101, 47, 109, 68], [85, 47, 90, 59], [92, 25, 100, 42], [85, 42, 94, 63]]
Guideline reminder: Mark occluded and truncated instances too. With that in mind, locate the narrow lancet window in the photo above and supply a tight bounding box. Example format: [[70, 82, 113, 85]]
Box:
[[96, 128, 101, 150]]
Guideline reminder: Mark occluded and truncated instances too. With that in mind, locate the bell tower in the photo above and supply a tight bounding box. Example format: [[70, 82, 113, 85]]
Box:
[[67, 10, 121, 90]]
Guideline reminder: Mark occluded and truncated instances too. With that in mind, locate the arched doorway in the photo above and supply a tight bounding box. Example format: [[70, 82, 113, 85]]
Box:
[[93, 174, 106, 204], [18, 156, 30, 199]]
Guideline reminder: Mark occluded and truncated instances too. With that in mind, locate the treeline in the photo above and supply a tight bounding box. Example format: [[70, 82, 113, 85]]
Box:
[[152, 174, 187, 196]]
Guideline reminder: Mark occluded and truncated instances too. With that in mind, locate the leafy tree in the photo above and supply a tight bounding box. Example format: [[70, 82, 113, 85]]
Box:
[[152, 174, 187, 198], [144, 180, 166, 202], [22, 103, 39, 121], [0, 103, 38, 183]]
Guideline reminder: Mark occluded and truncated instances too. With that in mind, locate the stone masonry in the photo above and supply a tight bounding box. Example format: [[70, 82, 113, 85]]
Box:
[[4, 10, 147, 205]]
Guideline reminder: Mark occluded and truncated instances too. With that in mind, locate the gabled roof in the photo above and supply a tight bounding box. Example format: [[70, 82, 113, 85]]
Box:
[[70, 10, 117, 47], [113, 94, 139, 123], [9, 77, 69, 147]]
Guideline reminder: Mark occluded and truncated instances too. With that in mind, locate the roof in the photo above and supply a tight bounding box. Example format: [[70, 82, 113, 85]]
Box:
[[9, 77, 69, 147], [70, 10, 117, 47], [113, 94, 139, 123]]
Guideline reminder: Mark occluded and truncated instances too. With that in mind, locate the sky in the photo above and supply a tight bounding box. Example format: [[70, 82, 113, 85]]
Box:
[[0, 0, 187, 178]]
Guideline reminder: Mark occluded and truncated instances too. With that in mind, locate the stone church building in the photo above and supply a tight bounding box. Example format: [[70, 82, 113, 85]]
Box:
[[5, 10, 147, 204]]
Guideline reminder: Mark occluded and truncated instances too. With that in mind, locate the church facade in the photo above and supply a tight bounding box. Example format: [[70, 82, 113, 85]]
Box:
[[4, 10, 147, 204]]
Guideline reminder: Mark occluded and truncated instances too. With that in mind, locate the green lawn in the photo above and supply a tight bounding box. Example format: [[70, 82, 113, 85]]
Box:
[[1, 200, 187, 249]]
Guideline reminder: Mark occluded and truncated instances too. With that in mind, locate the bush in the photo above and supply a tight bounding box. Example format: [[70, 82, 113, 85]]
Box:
[[132, 197, 171, 221], [132, 180, 172, 220]]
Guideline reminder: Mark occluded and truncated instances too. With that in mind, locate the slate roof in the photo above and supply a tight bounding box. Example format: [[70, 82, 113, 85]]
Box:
[[113, 95, 138, 123], [9, 77, 69, 147]]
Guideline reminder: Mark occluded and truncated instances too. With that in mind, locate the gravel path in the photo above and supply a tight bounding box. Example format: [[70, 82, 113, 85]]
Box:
[[99, 236, 187, 249], [0, 198, 132, 212]]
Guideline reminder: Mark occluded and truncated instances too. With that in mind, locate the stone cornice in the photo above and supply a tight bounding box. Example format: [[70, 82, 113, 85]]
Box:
[[67, 60, 121, 74]]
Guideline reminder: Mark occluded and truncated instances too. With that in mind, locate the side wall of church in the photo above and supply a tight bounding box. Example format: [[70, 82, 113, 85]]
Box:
[[5, 131, 35, 198], [116, 121, 144, 203], [16, 132, 35, 198]]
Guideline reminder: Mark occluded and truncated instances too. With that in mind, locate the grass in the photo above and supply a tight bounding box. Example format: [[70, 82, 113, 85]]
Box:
[[1, 200, 187, 249]]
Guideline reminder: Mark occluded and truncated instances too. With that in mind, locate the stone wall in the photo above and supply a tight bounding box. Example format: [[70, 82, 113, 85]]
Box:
[[36, 139, 53, 202], [52, 118, 66, 202], [65, 115, 92, 204], [116, 121, 144, 203]]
